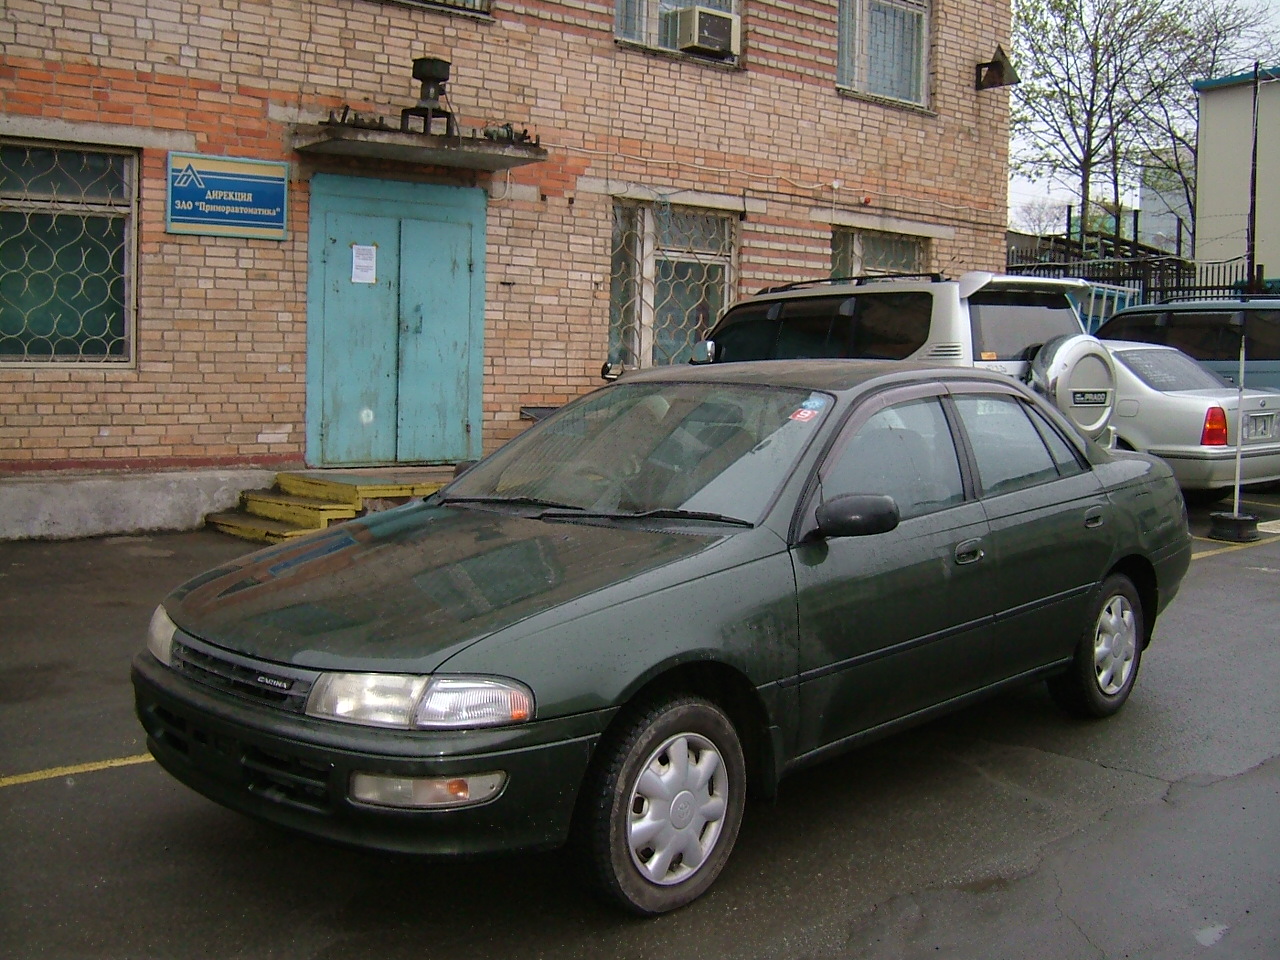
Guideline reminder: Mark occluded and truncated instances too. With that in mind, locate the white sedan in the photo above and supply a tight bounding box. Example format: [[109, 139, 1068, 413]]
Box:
[[1103, 340, 1280, 495]]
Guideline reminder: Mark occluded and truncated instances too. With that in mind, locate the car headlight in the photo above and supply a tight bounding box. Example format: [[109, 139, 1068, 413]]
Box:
[[147, 605, 178, 665], [306, 674, 534, 730]]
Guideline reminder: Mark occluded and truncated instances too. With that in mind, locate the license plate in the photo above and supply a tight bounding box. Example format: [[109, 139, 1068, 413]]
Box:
[[1246, 413, 1274, 440]]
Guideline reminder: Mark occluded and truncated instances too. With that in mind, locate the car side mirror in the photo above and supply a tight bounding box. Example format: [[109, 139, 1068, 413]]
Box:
[[690, 340, 716, 365], [601, 360, 624, 382], [814, 494, 900, 539]]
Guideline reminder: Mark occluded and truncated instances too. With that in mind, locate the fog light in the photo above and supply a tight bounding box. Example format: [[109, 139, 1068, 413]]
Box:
[[349, 771, 506, 809]]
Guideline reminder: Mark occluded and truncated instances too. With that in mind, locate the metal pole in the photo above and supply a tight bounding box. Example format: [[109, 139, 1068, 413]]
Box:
[[1232, 325, 1245, 517], [1246, 62, 1260, 290]]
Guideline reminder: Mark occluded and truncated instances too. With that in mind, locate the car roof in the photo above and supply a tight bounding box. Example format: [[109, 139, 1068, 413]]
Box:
[[1108, 297, 1280, 315], [616, 358, 1023, 394]]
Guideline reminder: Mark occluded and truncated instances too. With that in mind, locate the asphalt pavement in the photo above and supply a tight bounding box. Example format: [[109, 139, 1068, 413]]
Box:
[[1, 488, 1278, 959]]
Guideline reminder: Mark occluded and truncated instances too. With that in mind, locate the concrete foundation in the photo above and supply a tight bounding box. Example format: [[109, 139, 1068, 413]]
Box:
[[0, 469, 276, 541]]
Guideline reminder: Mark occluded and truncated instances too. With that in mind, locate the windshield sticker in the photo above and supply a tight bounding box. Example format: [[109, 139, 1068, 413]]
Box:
[[800, 397, 828, 410], [789, 408, 820, 422]]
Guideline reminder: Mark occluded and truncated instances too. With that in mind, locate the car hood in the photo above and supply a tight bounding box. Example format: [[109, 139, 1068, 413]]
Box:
[[166, 502, 727, 671]]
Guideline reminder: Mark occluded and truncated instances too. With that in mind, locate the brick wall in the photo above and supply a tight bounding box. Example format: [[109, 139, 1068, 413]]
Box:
[[0, 0, 1012, 467]]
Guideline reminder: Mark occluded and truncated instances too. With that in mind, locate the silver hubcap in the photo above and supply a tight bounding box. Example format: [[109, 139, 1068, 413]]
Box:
[[627, 732, 729, 886], [1094, 593, 1137, 695]]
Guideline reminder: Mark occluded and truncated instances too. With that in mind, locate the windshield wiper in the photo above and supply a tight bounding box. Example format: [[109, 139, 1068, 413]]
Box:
[[442, 495, 584, 511], [539, 507, 752, 527]]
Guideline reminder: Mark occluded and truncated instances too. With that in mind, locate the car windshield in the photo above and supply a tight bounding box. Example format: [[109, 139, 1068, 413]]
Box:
[[445, 380, 834, 523], [1113, 347, 1231, 391], [970, 290, 1083, 360]]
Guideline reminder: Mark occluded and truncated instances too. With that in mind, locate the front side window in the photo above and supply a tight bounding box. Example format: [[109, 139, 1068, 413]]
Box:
[[822, 396, 964, 519], [0, 140, 135, 363], [610, 202, 735, 368], [833, 228, 928, 276], [837, 0, 929, 105], [616, 0, 738, 55]]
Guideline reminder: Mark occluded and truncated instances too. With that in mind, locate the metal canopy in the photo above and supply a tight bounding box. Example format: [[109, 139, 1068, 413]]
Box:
[[292, 123, 548, 172]]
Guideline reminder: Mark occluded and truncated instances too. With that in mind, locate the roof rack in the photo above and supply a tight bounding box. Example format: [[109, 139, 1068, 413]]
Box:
[[1157, 293, 1280, 304], [754, 272, 946, 295]]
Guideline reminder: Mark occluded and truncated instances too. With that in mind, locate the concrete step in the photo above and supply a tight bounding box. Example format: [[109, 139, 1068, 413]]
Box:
[[240, 488, 358, 529], [207, 467, 453, 543], [205, 510, 315, 543]]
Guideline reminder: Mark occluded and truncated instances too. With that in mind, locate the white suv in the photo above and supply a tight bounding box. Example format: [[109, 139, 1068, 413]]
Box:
[[691, 272, 1117, 441]]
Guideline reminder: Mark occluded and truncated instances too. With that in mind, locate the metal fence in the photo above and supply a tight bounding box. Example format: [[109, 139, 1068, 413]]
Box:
[[1007, 248, 1251, 306]]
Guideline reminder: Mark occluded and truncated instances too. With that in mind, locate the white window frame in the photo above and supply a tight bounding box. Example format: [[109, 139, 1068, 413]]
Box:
[[611, 202, 737, 369], [615, 0, 738, 54], [837, 0, 930, 106], [0, 138, 138, 366], [833, 228, 930, 276]]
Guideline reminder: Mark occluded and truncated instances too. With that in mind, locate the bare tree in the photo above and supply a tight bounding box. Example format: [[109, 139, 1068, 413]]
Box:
[[1010, 0, 1274, 248], [1011, 196, 1069, 236], [1127, 0, 1278, 252], [1011, 0, 1181, 235]]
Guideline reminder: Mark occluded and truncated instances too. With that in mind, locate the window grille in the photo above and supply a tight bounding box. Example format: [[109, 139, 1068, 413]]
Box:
[[837, 0, 929, 105], [616, 0, 736, 52], [610, 201, 736, 368], [0, 140, 136, 363], [389, 0, 492, 13], [833, 228, 929, 276]]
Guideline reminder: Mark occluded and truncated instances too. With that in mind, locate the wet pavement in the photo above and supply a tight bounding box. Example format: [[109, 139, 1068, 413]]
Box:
[[1, 486, 1278, 959]]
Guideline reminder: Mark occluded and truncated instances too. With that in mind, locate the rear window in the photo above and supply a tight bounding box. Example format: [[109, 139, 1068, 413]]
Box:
[[1112, 348, 1229, 391], [969, 290, 1083, 360], [1096, 307, 1280, 361], [711, 291, 932, 362]]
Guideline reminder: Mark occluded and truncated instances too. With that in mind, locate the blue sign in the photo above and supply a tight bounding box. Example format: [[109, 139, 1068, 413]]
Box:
[[167, 153, 288, 240]]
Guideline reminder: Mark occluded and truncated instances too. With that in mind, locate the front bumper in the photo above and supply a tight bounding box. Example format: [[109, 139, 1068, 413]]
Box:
[[132, 653, 604, 855]]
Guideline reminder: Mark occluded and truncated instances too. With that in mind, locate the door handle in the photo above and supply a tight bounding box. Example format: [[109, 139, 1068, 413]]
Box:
[[954, 539, 985, 565], [1084, 508, 1105, 529]]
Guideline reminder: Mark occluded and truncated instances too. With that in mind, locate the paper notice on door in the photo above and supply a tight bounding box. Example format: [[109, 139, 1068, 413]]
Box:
[[351, 244, 377, 284]]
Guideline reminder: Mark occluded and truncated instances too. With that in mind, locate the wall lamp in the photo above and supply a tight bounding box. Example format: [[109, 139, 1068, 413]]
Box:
[[975, 45, 1020, 91]]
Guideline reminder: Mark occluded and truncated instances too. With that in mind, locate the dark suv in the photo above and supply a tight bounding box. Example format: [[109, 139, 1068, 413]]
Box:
[[1095, 297, 1280, 391], [690, 271, 1118, 441]]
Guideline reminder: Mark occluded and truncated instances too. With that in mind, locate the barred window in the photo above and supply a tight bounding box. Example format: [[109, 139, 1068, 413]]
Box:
[[616, 0, 738, 54], [0, 140, 136, 363], [837, 0, 929, 105], [833, 228, 929, 276], [384, 0, 491, 12], [610, 202, 735, 369]]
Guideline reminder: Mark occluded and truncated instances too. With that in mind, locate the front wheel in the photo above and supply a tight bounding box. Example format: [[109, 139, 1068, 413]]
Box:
[[1048, 573, 1144, 718], [574, 696, 746, 915]]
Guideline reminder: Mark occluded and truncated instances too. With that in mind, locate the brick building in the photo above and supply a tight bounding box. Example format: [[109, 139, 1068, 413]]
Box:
[[1, 0, 1014, 480]]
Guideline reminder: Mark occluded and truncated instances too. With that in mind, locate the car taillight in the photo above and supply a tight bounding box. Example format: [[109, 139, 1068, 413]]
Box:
[[1200, 406, 1229, 446]]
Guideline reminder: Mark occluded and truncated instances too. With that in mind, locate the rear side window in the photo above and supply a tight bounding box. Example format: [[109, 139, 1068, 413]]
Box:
[[1245, 310, 1280, 360], [1113, 348, 1230, 390], [969, 290, 1083, 361], [953, 394, 1063, 496], [711, 291, 931, 362]]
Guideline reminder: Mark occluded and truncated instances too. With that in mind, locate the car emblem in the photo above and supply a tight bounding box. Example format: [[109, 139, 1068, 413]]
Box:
[[255, 674, 292, 691]]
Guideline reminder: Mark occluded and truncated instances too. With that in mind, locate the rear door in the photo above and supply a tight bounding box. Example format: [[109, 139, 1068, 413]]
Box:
[[949, 386, 1114, 676]]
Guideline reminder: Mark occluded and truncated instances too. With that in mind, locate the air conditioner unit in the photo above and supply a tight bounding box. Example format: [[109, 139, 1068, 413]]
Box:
[[671, 7, 741, 58]]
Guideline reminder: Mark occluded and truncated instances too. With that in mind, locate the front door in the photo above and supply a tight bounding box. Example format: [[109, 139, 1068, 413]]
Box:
[[306, 175, 485, 466]]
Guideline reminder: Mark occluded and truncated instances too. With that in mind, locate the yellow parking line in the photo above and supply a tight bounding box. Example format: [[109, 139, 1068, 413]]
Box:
[[0, 753, 153, 789], [1191, 534, 1280, 560]]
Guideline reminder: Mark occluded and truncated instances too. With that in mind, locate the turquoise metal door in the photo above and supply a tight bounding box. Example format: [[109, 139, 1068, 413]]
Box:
[[307, 176, 485, 466]]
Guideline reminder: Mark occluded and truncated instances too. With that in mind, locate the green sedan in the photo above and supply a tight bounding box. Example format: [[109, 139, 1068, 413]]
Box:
[[132, 360, 1191, 915]]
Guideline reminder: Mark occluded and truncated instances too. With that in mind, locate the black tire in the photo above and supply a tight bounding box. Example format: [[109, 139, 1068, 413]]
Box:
[[574, 696, 746, 915], [1048, 573, 1144, 719]]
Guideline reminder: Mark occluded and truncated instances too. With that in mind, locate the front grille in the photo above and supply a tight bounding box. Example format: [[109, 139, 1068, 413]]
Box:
[[171, 635, 316, 714]]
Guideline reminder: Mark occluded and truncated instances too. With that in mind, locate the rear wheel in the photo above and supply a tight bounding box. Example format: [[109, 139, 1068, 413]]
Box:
[[574, 696, 746, 915], [1048, 573, 1144, 718]]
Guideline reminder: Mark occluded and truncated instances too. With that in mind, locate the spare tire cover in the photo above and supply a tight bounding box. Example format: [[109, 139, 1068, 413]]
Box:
[[1029, 334, 1116, 440]]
